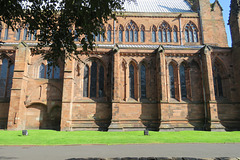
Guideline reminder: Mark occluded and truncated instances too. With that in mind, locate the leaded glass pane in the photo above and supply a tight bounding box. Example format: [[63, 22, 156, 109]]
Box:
[[194, 30, 198, 42], [119, 30, 123, 42], [32, 30, 37, 40], [107, 30, 111, 42], [99, 66, 104, 97], [152, 31, 156, 42], [130, 30, 133, 42], [129, 64, 135, 98], [140, 30, 145, 42], [23, 28, 27, 40], [0, 59, 8, 97], [125, 30, 129, 42], [6, 64, 14, 97], [101, 33, 105, 42], [189, 30, 193, 42], [97, 34, 100, 42], [169, 64, 175, 98], [158, 31, 162, 42], [16, 28, 21, 41], [141, 65, 146, 98], [54, 66, 60, 79], [180, 65, 187, 98], [83, 65, 89, 97], [134, 30, 138, 42], [173, 30, 178, 42], [90, 62, 97, 97], [39, 64, 45, 78], [185, 30, 189, 42], [167, 30, 171, 42], [163, 30, 167, 42]]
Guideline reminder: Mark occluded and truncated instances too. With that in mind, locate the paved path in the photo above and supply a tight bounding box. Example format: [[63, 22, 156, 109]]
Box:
[[0, 144, 240, 160]]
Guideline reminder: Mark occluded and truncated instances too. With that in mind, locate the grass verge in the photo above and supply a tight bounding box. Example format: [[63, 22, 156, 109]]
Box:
[[0, 130, 240, 146]]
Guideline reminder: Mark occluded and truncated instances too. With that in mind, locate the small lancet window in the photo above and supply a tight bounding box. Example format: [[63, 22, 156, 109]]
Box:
[[23, 27, 28, 40], [173, 26, 178, 43], [4, 27, 9, 40], [140, 64, 146, 98], [129, 64, 135, 98], [140, 25, 145, 43], [169, 64, 175, 98], [39, 64, 45, 78], [180, 64, 187, 98], [152, 25, 157, 42], [213, 64, 223, 97], [119, 25, 123, 42], [107, 25, 112, 42], [16, 28, 21, 41], [0, 58, 9, 97]]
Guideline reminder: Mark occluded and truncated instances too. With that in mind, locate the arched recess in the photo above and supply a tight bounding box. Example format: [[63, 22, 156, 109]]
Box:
[[212, 57, 229, 99], [179, 60, 191, 100], [189, 60, 203, 101], [25, 103, 48, 129], [168, 60, 179, 100]]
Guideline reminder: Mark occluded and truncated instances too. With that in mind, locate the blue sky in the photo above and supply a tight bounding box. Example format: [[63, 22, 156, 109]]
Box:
[[210, 0, 231, 47]]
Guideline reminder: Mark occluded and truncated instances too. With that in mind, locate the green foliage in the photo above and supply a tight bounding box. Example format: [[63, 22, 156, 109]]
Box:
[[0, 0, 132, 66], [0, 130, 240, 145]]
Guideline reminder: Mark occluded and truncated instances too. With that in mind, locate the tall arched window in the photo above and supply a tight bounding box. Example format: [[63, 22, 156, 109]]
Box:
[[101, 31, 105, 42], [126, 21, 138, 42], [119, 25, 123, 42], [83, 65, 89, 97], [169, 64, 175, 98], [4, 27, 8, 40], [159, 22, 171, 42], [6, 64, 14, 97], [129, 64, 135, 98], [152, 25, 157, 42], [140, 25, 145, 43], [39, 64, 45, 78], [99, 66, 104, 97], [185, 22, 198, 43], [180, 64, 187, 98], [213, 63, 223, 97], [173, 26, 178, 43], [0, 25, 2, 39], [107, 25, 112, 42], [90, 61, 97, 97], [140, 64, 146, 98], [0, 58, 8, 97]]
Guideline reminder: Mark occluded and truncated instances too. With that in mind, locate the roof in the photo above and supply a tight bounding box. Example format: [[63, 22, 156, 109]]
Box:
[[121, 0, 193, 13]]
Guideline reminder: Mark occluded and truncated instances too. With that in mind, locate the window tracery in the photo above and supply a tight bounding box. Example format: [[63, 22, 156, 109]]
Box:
[[185, 22, 198, 43]]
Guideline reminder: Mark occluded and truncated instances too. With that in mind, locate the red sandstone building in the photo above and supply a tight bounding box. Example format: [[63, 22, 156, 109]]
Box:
[[0, 0, 239, 131]]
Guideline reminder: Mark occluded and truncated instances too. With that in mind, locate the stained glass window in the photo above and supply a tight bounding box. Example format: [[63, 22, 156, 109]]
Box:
[[169, 64, 175, 98], [23, 28, 28, 40], [83, 65, 89, 97], [140, 25, 145, 43], [90, 62, 97, 97], [185, 22, 198, 43], [119, 25, 123, 42], [125, 30, 129, 42], [4, 27, 8, 40], [16, 28, 21, 41], [107, 25, 111, 42], [99, 66, 104, 97], [152, 26, 157, 42], [180, 64, 187, 98], [129, 64, 135, 98], [141, 64, 146, 98], [213, 64, 223, 97], [126, 21, 138, 42], [173, 26, 178, 43]]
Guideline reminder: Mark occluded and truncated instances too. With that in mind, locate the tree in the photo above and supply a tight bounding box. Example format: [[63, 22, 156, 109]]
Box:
[[0, 0, 129, 66]]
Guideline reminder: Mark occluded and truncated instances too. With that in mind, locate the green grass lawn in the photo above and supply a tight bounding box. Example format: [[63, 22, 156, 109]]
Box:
[[0, 130, 240, 146]]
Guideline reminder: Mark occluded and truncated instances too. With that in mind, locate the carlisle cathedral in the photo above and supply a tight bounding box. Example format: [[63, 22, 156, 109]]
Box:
[[1, 0, 240, 131]]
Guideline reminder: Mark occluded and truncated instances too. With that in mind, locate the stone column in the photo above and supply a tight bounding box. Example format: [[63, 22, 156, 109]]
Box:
[[200, 45, 224, 131], [108, 44, 122, 131], [60, 58, 75, 131], [7, 42, 30, 130], [156, 46, 170, 130]]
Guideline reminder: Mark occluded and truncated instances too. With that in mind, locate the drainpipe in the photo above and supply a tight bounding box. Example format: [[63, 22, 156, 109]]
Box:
[[199, 52, 208, 130], [179, 14, 183, 46]]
